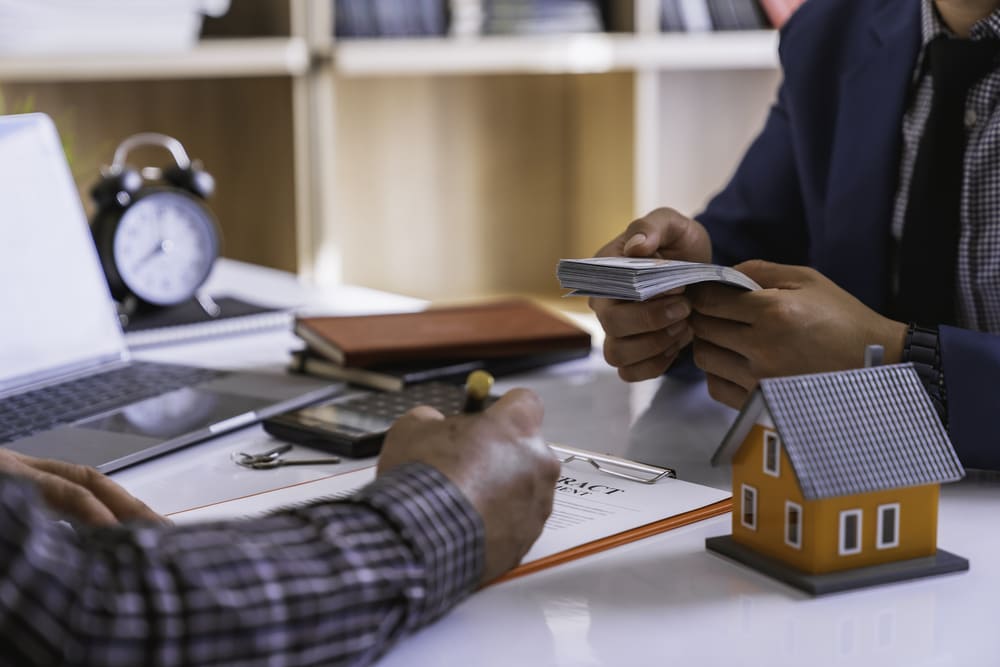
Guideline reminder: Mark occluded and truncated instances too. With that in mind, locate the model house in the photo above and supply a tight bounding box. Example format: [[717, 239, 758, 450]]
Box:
[[706, 361, 968, 595]]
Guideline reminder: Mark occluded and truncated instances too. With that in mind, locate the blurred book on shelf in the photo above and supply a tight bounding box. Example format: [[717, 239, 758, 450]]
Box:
[[450, 0, 485, 36], [333, 0, 612, 39], [483, 0, 605, 35], [0, 0, 230, 55], [334, 0, 449, 38], [661, 0, 797, 31], [661, 0, 713, 32], [706, 0, 768, 30]]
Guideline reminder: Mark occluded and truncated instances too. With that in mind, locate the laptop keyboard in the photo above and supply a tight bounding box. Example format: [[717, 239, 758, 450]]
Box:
[[0, 362, 225, 444]]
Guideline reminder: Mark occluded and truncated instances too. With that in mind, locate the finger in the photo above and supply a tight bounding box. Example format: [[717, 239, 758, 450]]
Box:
[[16, 465, 119, 526], [689, 283, 762, 324], [484, 388, 543, 437], [691, 339, 756, 391], [705, 373, 751, 410], [25, 458, 165, 524], [617, 354, 673, 382], [689, 312, 754, 358], [620, 208, 698, 258], [592, 295, 690, 338], [615, 342, 682, 382], [733, 259, 812, 289], [603, 328, 678, 369], [388, 404, 446, 441]]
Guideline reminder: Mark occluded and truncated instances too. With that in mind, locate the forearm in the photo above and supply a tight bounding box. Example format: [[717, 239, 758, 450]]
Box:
[[0, 463, 483, 667]]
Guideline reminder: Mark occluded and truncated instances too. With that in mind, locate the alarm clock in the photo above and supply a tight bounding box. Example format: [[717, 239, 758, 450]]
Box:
[[91, 133, 220, 309]]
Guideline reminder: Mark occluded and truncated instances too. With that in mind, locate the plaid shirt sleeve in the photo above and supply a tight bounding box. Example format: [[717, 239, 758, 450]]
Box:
[[0, 462, 484, 667]]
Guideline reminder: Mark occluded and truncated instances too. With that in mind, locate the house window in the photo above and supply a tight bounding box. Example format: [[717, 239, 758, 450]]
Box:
[[877, 503, 900, 549], [763, 430, 780, 477], [785, 501, 802, 549], [839, 509, 863, 555], [741, 484, 758, 531]]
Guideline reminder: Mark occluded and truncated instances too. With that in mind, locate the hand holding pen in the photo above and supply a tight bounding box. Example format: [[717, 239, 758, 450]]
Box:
[[377, 376, 559, 583]]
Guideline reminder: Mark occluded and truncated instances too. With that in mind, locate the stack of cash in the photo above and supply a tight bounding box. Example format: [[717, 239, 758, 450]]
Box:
[[557, 257, 760, 300]]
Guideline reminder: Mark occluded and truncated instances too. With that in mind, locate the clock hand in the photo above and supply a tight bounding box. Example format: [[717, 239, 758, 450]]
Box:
[[135, 239, 175, 268]]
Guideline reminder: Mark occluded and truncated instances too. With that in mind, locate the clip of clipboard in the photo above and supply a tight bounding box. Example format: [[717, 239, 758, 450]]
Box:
[[547, 443, 675, 485]]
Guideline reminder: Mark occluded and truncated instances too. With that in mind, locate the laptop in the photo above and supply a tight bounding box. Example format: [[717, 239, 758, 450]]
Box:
[[0, 113, 342, 472]]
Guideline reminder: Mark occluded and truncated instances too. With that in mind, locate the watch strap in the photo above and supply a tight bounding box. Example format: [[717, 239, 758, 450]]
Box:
[[902, 323, 947, 425]]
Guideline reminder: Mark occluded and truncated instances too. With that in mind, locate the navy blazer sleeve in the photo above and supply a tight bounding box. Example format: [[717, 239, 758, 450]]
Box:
[[940, 328, 1000, 469]]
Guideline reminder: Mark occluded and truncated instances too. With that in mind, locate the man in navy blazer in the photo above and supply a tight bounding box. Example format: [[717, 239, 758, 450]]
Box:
[[590, 0, 1000, 469]]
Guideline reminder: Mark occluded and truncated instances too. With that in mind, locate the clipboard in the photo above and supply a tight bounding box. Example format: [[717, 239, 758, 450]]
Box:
[[494, 446, 730, 584], [548, 443, 676, 485], [168, 444, 732, 584]]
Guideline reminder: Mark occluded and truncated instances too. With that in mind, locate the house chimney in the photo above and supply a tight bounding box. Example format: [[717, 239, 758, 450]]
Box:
[[864, 344, 884, 368]]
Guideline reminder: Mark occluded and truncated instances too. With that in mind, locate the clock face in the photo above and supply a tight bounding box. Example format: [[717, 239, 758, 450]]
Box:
[[112, 190, 219, 306]]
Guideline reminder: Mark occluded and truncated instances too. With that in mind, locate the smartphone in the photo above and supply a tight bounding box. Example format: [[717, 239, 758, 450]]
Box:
[[262, 382, 495, 458]]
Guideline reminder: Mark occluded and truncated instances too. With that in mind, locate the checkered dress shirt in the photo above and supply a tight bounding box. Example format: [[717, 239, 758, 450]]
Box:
[[0, 462, 484, 666], [891, 1, 1000, 331]]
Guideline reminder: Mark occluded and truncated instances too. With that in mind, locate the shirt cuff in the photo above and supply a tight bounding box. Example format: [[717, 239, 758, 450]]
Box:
[[353, 462, 484, 624]]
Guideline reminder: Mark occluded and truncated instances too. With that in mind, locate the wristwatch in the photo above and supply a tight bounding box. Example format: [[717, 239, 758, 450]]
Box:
[[902, 323, 947, 425]]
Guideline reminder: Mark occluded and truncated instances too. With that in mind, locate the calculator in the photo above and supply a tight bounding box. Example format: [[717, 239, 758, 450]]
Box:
[[262, 382, 496, 458]]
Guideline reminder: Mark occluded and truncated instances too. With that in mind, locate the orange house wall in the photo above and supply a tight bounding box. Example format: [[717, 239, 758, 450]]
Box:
[[732, 421, 940, 574]]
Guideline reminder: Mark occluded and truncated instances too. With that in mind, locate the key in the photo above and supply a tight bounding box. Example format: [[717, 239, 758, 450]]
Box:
[[236, 443, 292, 465], [245, 457, 341, 470]]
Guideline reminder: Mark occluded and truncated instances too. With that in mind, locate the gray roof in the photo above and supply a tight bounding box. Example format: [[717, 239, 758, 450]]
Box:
[[712, 363, 964, 500]]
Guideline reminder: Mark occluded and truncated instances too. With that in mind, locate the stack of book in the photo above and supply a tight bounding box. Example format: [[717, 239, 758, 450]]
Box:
[[0, 0, 230, 54], [557, 257, 760, 300], [661, 0, 803, 32], [290, 299, 592, 391], [333, 0, 611, 39], [483, 0, 605, 35], [334, 0, 449, 38]]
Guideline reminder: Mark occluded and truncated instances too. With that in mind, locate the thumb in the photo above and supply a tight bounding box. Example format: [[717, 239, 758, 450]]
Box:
[[734, 259, 812, 289], [621, 208, 700, 258]]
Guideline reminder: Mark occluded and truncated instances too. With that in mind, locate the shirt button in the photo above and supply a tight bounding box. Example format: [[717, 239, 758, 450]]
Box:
[[965, 109, 978, 128]]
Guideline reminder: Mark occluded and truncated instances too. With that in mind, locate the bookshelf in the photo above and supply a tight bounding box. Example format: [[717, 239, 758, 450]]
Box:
[[0, 38, 310, 81], [0, 0, 781, 300], [334, 31, 778, 77]]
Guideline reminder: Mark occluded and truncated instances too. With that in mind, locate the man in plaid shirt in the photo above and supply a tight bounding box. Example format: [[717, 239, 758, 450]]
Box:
[[0, 388, 559, 666]]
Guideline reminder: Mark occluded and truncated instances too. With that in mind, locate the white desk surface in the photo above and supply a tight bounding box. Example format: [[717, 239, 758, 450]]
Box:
[[114, 259, 1000, 667]]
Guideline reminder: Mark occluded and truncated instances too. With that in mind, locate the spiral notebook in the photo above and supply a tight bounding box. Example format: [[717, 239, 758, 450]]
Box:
[[123, 296, 292, 348]]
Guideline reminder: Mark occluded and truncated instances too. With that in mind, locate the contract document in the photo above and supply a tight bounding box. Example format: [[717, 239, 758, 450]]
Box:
[[169, 449, 731, 581]]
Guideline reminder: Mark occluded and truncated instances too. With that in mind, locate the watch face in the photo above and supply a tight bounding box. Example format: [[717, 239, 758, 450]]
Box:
[[112, 190, 219, 305]]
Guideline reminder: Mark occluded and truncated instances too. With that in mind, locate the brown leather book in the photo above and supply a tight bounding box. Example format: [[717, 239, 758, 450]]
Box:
[[294, 299, 592, 368]]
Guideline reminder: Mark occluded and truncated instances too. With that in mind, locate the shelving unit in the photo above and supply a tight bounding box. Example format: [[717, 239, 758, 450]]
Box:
[[320, 20, 781, 298], [0, 0, 782, 300], [0, 38, 310, 82], [334, 31, 778, 77]]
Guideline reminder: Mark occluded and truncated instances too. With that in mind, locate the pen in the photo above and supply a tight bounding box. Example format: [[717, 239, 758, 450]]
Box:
[[463, 370, 494, 413]]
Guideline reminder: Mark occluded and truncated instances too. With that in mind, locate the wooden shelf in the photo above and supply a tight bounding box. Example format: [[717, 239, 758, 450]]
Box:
[[334, 31, 779, 77], [0, 37, 310, 82]]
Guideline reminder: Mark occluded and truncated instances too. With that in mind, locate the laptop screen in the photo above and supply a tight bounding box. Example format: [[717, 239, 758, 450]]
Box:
[[0, 114, 126, 392]]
